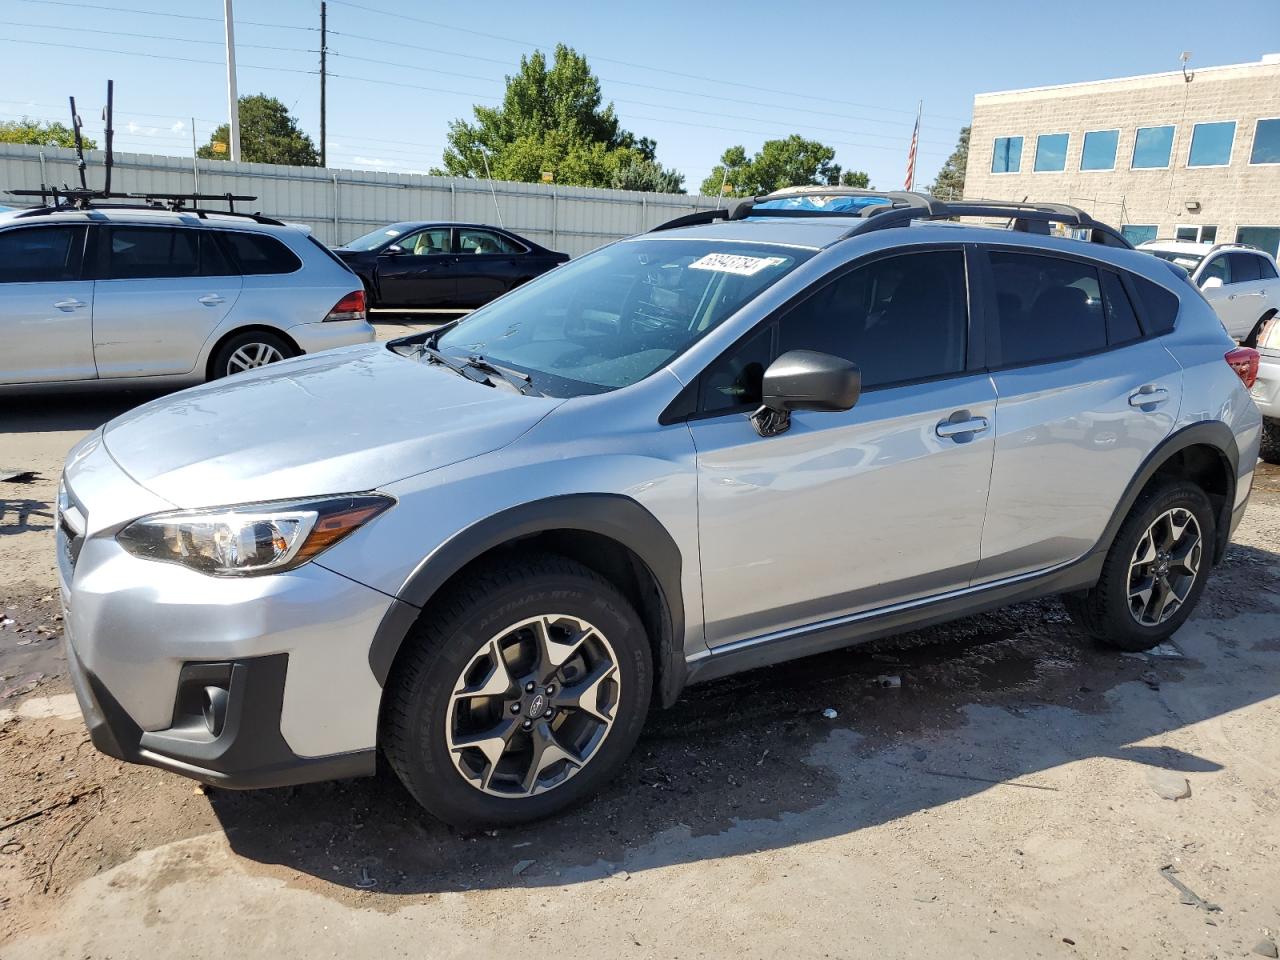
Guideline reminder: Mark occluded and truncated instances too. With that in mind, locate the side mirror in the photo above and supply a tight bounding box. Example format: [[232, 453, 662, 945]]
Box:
[[1200, 275, 1223, 290], [751, 350, 861, 437], [384, 244, 407, 256]]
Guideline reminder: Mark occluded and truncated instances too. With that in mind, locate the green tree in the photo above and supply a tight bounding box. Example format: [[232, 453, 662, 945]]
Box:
[[197, 95, 319, 166], [700, 135, 843, 197], [438, 45, 679, 191], [928, 126, 969, 200], [840, 169, 871, 188], [0, 119, 97, 150]]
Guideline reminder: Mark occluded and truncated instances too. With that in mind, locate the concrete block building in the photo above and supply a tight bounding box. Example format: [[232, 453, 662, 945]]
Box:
[[963, 55, 1280, 255]]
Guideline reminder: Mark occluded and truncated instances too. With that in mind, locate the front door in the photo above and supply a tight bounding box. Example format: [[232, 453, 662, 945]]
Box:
[[375, 228, 456, 308], [688, 248, 996, 648], [91, 225, 242, 378], [976, 250, 1182, 582], [0, 224, 96, 384], [453, 227, 525, 308]]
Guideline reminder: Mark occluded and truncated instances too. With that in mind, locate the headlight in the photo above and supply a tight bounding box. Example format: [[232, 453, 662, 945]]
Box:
[[116, 494, 393, 576]]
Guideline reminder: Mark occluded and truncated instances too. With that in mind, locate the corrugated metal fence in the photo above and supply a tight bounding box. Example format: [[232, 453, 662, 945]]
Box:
[[0, 143, 723, 256]]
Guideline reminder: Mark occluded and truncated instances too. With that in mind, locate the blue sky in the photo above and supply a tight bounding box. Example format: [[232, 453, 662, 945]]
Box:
[[2, 0, 1277, 193]]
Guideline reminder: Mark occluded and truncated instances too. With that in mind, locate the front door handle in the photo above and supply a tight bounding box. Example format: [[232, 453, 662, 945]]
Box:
[[1129, 385, 1170, 408], [936, 415, 990, 440], [198, 294, 226, 306], [53, 298, 86, 311]]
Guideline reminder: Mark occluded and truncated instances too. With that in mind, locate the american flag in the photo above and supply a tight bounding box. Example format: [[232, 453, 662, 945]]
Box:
[[904, 102, 921, 190]]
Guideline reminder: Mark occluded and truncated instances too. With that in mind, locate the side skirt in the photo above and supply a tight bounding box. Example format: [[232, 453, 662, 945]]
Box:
[[683, 553, 1104, 686]]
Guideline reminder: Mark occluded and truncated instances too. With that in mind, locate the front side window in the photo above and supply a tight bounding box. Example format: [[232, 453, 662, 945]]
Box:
[[1122, 224, 1158, 246], [1132, 125, 1175, 169], [1251, 118, 1280, 165], [434, 239, 811, 396], [458, 229, 523, 255], [992, 136, 1023, 173], [1034, 133, 1069, 172], [1081, 129, 1119, 171], [105, 227, 225, 280], [393, 228, 450, 256], [1188, 121, 1236, 167], [989, 252, 1106, 366], [0, 225, 85, 283], [1199, 255, 1231, 286]]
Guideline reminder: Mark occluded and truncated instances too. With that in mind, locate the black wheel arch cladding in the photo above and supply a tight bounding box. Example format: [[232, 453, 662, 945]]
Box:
[[367, 493, 688, 707]]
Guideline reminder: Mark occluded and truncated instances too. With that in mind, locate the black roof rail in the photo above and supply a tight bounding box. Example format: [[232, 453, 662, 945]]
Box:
[[8, 198, 283, 226]]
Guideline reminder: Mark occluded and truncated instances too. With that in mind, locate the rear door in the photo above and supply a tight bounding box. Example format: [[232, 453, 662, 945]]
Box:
[[975, 250, 1182, 582], [373, 227, 455, 309], [91, 225, 242, 378], [0, 224, 95, 384], [453, 228, 527, 307], [1225, 252, 1271, 338]]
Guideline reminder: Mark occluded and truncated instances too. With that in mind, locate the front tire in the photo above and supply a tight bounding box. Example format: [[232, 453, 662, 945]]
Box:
[[382, 554, 653, 828], [1063, 481, 1215, 651]]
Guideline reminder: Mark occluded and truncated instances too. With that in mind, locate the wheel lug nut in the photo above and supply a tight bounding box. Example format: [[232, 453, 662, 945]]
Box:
[[544, 709, 553, 719], [510, 703, 520, 714], [522, 719, 532, 730], [544, 684, 555, 695], [525, 681, 535, 693]]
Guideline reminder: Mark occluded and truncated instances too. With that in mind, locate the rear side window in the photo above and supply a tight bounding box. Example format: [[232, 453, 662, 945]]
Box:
[[106, 227, 228, 279], [989, 252, 1106, 366], [219, 231, 302, 275], [1130, 276, 1180, 335], [0, 225, 85, 282], [1101, 271, 1142, 344], [1259, 257, 1279, 281], [458, 228, 523, 255], [1227, 252, 1261, 283]]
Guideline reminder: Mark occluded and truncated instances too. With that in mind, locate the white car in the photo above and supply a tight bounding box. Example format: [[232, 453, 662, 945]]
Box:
[[1139, 240, 1280, 343]]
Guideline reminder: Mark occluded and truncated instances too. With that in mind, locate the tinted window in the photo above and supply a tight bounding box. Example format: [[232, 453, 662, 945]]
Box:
[[1101, 271, 1142, 344], [0, 226, 85, 282], [1188, 121, 1236, 167], [1258, 257, 1279, 281], [1251, 118, 1280, 164], [990, 253, 1106, 365], [1034, 133, 1069, 172], [991, 136, 1023, 173], [458, 229, 522, 254], [220, 231, 302, 274], [776, 251, 968, 389], [106, 227, 229, 280], [1122, 225, 1157, 246], [1228, 252, 1261, 283], [391, 228, 449, 256], [1132, 125, 1175, 169], [1200, 255, 1231, 285], [1081, 130, 1119, 170], [1131, 277, 1179, 335], [700, 324, 773, 413]]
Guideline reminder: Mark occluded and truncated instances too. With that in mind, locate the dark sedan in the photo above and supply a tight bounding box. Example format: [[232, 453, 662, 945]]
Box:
[[333, 222, 569, 314]]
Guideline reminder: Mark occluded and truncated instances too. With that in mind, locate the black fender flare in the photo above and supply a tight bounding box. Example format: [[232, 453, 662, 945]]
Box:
[[1090, 420, 1240, 567], [367, 493, 687, 705]]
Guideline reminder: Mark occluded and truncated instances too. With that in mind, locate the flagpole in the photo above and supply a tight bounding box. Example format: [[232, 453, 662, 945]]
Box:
[[906, 100, 922, 191]]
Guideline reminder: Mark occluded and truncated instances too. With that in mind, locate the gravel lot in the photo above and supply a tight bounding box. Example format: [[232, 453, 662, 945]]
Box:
[[2, 338, 1279, 958]]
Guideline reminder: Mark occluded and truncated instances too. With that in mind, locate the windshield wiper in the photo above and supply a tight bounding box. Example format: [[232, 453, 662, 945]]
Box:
[[417, 344, 491, 386], [461, 354, 542, 396]]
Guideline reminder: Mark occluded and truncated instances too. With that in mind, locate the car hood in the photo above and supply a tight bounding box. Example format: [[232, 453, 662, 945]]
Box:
[[100, 344, 561, 507]]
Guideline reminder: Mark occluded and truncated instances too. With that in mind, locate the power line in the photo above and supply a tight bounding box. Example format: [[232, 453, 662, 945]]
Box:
[[11, 0, 318, 31], [0, 36, 318, 75], [2, 20, 318, 54]]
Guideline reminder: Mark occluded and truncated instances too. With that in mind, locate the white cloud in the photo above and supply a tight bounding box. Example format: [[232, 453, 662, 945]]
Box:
[[126, 120, 139, 134], [170, 121, 185, 134], [352, 155, 394, 167]]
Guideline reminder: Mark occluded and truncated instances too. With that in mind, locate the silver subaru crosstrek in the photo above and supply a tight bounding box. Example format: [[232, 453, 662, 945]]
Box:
[[57, 190, 1261, 827], [0, 206, 373, 388]]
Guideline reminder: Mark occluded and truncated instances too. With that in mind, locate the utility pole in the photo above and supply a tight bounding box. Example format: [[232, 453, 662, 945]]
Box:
[[320, 1, 327, 167], [223, 0, 241, 162]]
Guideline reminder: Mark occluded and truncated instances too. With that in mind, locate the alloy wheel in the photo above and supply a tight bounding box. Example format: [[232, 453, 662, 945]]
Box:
[[445, 614, 622, 797], [1127, 507, 1202, 626], [226, 342, 285, 374]]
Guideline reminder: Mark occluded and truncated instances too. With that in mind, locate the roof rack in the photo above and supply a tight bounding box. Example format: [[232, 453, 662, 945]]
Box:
[[651, 188, 1132, 249], [9, 198, 284, 226]]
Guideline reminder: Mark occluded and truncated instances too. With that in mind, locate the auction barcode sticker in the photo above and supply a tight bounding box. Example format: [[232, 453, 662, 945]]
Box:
[[688, 253, 787, 276]]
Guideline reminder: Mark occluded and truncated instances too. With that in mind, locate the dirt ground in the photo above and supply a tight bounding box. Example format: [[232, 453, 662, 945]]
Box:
[[2, 337, 1279, 959]]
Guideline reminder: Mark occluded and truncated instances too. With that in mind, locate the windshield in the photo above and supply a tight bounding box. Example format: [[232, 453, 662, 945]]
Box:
[[752, 194, 891, 214], [1145, 249, 1205, 271], [434, 238, 812, 396], [341, 225, 411, 251]]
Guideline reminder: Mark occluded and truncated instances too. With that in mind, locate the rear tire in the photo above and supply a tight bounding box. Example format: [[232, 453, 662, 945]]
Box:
[[1063, 481, 1215, 651], [382, 554, 653, 828], [1261, 419, 1280, 466], [210, 330, 296, 380]]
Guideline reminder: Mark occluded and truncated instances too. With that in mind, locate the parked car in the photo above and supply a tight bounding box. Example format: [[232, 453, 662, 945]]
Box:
[[58, 191, 1260, 828], [1247, 314, 1280, 463], [333, 221, 569, 314], [1138, 239, 1279, 343], [0, 206, 374, 388]]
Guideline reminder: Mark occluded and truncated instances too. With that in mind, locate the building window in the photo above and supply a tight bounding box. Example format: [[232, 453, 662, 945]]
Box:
[[1080, 129, 1119, 171], [1122, 224, 1158, 245], [1237, 227, 1280, 258], [1132, 125, 1175, 169], [1033, 133, 1069, 172], [991, 136, 1023, 173], [1187, 121, 1236, 167], [1251, 119, 1280, 165], [1176, 225, 1217, 243]]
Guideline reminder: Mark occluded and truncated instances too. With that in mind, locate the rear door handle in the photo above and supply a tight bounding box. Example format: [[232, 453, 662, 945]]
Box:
[[53, 298, 86, 311], [1129, 386, 1170, 408], [936, 415, 989, 439], [198, 294, 226, 306]]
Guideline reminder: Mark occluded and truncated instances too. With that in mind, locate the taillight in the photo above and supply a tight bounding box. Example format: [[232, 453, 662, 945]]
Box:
[[1224, 346, 1259, 389], [325, 289, 366, 322]]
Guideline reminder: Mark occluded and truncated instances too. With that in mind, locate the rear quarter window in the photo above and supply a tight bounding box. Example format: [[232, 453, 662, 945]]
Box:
[[219, 231, 303, 275], [1130, 276, 1180, 336]]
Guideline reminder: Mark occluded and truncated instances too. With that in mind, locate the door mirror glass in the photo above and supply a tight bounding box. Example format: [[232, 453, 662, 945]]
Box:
[[752, 350, 861, 437], [1200, 275, 1223, 290]]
